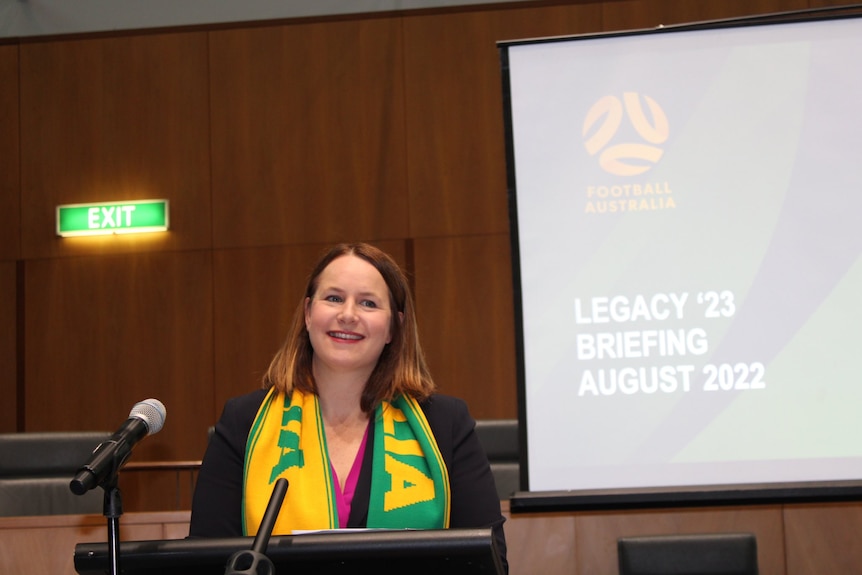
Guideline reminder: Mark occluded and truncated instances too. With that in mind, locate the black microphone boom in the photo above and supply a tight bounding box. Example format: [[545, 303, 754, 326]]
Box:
[[225, 477, 289, 575], [70, 398, 166, 495], [252, 477, 289, 555]]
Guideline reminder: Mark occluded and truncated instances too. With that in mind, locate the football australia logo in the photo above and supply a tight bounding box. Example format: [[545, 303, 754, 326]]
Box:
[[581, 92, 675, 214]]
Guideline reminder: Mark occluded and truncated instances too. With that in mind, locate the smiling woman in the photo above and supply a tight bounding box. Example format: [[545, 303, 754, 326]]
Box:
[[189, 242, 508, 573], [304, 255, 396, 385]]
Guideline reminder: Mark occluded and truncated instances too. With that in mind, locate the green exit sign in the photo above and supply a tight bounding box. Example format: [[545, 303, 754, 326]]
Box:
[[56, 200, 170, 237]]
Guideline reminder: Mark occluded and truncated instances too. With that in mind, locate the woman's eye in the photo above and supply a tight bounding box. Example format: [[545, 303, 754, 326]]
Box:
[[324, 295, 342, 303], [360, 300, 378, 308]]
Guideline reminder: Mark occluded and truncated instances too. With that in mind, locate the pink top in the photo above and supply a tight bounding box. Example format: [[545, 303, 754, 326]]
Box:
[[331, 423, 370, 527]]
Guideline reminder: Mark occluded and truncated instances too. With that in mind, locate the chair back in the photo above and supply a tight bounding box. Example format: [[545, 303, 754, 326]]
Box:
[[618, 532, 759, 575], [474, 419, 520, 499], [0, 431, 110, 516]]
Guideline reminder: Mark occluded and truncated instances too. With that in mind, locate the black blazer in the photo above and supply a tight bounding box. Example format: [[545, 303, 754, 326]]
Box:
[[189, 389, 508, 571]]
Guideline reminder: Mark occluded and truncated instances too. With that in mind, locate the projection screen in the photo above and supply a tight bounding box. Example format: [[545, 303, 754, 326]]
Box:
[[500, 10, 862, 509]]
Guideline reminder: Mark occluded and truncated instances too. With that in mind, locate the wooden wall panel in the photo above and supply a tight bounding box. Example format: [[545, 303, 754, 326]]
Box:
[[575, 505, 787, 575], [413, 235, 516, 419], [119, 467, 199, 513], [210, 240, 406, 421], [18, 32, 211, 260], [0, 43, 20, 261], [23, 251, 214, 463], [208, 19, 408, 250], [600, 0, 810, 30], [0, 45, 20, 430], [0, 262, 16, 432], [402, 3, 603, 240], [783, 502, 862, 575]]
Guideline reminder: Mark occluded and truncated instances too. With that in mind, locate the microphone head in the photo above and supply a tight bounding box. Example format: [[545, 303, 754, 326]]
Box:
[[130, 398, 166, 435]]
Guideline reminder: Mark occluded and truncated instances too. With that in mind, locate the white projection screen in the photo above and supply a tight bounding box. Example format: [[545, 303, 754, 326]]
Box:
[[500, 9, 862, 510]]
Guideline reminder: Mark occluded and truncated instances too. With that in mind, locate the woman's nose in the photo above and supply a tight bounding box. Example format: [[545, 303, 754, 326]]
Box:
[[338, 300, 358, 322]]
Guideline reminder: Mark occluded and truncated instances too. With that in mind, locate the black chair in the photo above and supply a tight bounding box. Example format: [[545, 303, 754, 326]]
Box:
[[474, 419, 520, 500], [618, 532, 759, 575], [0, 431, 110, 516]]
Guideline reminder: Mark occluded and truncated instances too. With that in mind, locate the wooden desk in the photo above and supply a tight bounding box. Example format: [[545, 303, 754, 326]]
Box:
[[3, 500, 859, 575], [0, 511, 190, 575]]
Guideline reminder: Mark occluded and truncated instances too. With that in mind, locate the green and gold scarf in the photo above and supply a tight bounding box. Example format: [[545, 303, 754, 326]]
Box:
[[243, 387, 450, 535]]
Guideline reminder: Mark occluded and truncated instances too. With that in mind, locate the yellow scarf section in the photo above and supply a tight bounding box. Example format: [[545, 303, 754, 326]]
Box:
[[243, 388, 450, 535]]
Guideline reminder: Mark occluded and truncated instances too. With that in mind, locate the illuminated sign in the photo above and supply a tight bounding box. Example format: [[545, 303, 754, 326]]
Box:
[[56, 200, 169, 237]]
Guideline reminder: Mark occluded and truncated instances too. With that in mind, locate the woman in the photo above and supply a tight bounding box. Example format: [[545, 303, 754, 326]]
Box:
[[189, 242, 507, 570]]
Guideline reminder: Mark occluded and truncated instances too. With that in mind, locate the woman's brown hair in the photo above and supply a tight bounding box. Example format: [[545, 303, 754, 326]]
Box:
[[262, 243, 435, 412]]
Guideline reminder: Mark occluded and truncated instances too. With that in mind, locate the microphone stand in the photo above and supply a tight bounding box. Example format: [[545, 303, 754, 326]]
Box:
[[102, 475, 124, 575], [70, 399, 166, 575]]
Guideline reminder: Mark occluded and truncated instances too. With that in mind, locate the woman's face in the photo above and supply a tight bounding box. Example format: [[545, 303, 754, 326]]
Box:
[[305, 254, 393, 378]]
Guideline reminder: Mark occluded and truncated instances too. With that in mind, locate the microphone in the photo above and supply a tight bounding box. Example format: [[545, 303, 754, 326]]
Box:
[[225, 477, 289, 575], [69, 398, 166, 495]]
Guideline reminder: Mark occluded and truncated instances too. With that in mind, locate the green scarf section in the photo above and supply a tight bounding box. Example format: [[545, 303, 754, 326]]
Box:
[[243, 388, 450, 535]]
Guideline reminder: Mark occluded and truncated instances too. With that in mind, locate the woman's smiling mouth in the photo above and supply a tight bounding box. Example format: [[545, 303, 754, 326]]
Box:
[[328, 331, 363, 341]]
